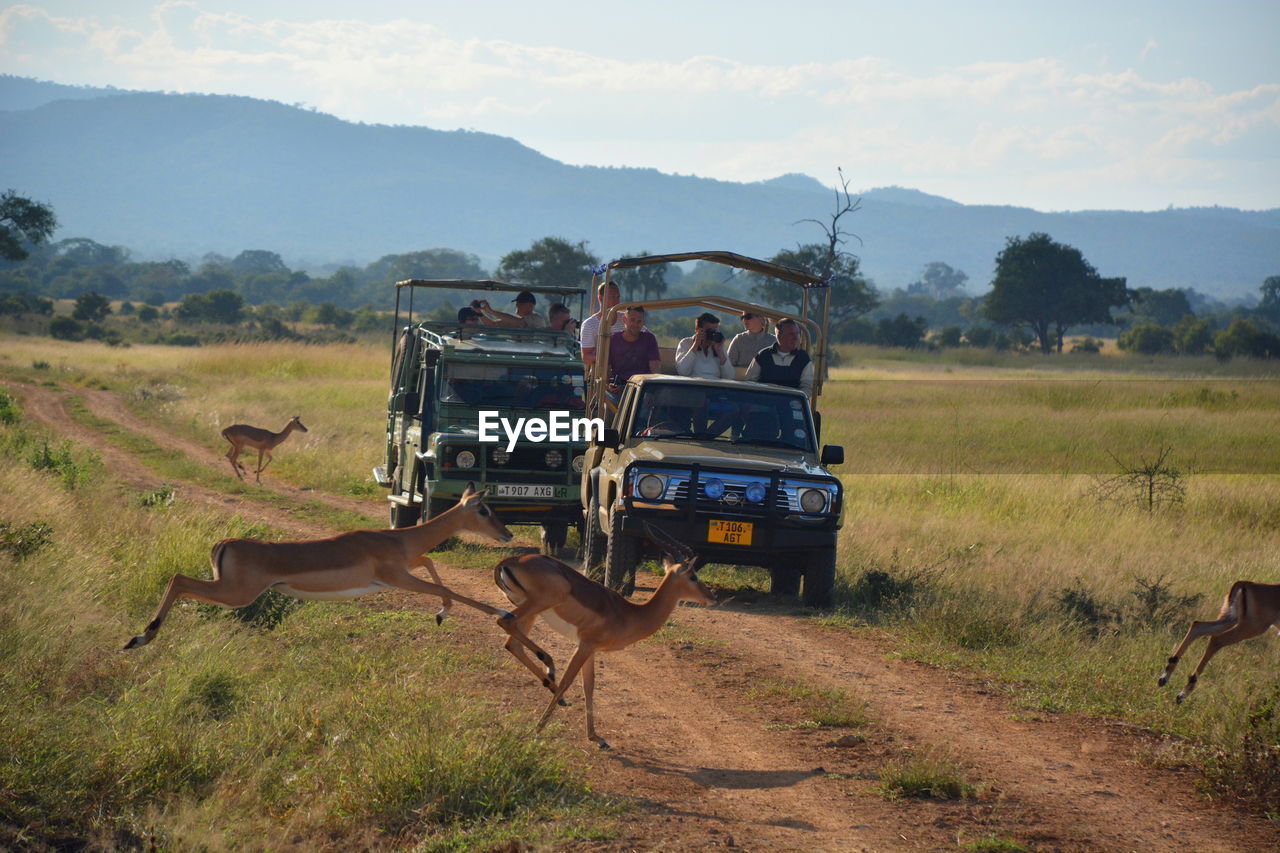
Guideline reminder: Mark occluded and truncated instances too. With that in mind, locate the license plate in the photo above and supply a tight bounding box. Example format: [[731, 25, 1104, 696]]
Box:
[[708, 519, 753, 546], [492, 484, 566, 499]]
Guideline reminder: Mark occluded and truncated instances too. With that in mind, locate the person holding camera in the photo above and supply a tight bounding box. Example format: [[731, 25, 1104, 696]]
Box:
[[471, 291, 548, 329], [675, 311, 734, 380]]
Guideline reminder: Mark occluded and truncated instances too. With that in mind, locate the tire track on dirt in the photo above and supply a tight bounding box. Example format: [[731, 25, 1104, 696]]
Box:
[[11, 379, 1277, 851]]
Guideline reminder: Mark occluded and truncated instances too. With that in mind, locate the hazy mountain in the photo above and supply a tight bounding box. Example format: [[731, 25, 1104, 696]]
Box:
[[3, 76, 1277, 298]]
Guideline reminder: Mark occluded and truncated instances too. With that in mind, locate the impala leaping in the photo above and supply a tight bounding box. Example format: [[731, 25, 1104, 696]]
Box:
[[494, 522, 715, 749], [124, 485, 550, 673]]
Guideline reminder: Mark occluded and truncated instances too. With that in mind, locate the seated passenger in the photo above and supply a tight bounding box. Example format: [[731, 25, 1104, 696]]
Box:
[[675, 312, 734, 380], [457, 306, 481, 324], [548, 303, 579, 337], [607, 306, 661, 396], [727, 311, 776, 367], [746, 318, 813, 396]]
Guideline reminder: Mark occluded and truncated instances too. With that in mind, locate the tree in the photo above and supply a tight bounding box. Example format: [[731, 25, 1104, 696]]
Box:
[[907, 262, 969, 299], [612, 251, 669, 301], [0, 190, 57, 261], [760, 245, 877, 331], [1259, 275, 1280, 323], [767, 168, 878, 330], [175, 289, 244, 324], [495, 237, 599, 290], [230, 250, 289, 276], [984, 233, 1129, 354], [1129, 287, 1193, 327], [72, 291, 112, 322]]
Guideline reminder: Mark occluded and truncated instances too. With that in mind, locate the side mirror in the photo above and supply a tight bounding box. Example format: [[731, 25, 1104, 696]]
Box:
[[821, 445, 844, 466], [600, 427, 621, 450]]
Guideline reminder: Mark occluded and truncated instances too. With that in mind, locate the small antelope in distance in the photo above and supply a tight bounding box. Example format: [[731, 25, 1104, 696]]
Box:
[[124, 485, 549, 671], [222, 415, 307, 482], [494, 522, 715, 749], [1158, 580, 1280, 703]]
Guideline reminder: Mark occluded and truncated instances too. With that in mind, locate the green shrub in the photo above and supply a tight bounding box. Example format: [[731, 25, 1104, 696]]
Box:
[[0, 520, 53, 558]]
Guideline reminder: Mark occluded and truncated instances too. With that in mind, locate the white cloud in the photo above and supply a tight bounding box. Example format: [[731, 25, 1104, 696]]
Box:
[[2, 4, 1275, 210]]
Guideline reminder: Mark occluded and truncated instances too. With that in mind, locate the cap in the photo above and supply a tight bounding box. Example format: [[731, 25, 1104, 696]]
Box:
[[513, 290, 536, 304]]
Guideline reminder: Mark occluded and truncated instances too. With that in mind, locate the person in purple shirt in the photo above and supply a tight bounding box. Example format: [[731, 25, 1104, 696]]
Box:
[[607, 305, 661, 396]]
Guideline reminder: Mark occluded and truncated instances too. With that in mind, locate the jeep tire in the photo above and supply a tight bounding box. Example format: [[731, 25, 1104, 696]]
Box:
[[604, 507, 639, 595], [580, 494, 607, 580], [769, 562, 802, 597], [802, 549, 837, 609], [425, 497, 453, 520], [540, 522, 568, 557], [390, 501, 421, 529]]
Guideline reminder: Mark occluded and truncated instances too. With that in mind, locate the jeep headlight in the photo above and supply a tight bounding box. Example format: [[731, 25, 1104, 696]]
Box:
[[545, 449, 564, 469], [799, 487, 827, 513], [455, 450, 476, 469], [744, 482, 767, 504], [703, 478, 725, 500], [571, 455, 585, 473], [637, 473, 666, 500]]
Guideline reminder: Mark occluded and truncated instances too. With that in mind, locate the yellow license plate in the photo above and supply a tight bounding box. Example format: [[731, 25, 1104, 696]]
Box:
[[708, 519, 753, 546]]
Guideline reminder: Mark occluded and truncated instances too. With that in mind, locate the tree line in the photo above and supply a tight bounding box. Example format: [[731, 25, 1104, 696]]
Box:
[[2, 189, 1276, 357]]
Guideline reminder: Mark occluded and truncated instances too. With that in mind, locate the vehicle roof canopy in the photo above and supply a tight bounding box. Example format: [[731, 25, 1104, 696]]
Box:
[[587, 250, 832, 419], [596, 251, 825, 288]]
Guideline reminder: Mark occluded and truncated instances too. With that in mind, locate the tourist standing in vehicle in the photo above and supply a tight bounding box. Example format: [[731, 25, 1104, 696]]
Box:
[[607, 306, 661, 395], [580, 281, 623, 367], [746, 318, 813, 395], [475, 291, 548, 328], [675, 312, 734, 380], [727, 311, 776, 367]]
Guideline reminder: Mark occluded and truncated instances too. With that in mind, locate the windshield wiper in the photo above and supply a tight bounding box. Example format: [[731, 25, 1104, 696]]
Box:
[[731, 437, 805, 449]]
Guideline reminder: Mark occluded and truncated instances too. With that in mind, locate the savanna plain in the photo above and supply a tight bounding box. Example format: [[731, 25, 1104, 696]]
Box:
[[1, 336, 1279, 852]]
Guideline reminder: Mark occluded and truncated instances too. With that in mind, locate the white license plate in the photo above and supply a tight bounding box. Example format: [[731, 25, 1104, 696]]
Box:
[[492, 484, 557, 498]]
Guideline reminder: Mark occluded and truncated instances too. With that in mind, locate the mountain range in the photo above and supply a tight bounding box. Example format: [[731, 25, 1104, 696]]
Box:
[[3, 75, 1277, 300]]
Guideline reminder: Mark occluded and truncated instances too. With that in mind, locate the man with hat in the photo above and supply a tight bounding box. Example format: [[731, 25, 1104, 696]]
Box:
[[474, 290, 548, 329]]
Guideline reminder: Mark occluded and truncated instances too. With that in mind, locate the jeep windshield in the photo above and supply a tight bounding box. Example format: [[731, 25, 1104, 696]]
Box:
[[630, 382, 815, 452], [440, 364, 586, 410]]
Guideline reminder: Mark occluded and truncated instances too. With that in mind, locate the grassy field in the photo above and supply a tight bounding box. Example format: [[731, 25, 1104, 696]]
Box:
[[2, 335, 1280, 838]]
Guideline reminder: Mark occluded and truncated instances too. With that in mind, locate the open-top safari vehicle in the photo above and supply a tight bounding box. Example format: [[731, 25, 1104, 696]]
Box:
[[578, 251, 846, 606], [374, 279, 588, 555]]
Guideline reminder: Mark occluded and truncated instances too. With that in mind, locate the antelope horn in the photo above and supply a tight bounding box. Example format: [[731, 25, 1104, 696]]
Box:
[[642, 522, 697, 564]]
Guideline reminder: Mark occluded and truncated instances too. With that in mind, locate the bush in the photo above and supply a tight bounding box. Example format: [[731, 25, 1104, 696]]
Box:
[[1070, 335, 1101, 353], [1214, 319, 1280, 360], [48, 316, 84, 341], [0, 520, 54, 558], [1118, 323, 1176, 355]]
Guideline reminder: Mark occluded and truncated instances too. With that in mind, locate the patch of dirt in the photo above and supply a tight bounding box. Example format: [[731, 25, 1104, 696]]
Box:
[[9, 379, 1278, 851]]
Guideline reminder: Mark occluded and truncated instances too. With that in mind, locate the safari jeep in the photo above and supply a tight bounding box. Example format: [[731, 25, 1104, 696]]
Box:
[[579, 252, 845, 607], [374, 279, 588, 554]]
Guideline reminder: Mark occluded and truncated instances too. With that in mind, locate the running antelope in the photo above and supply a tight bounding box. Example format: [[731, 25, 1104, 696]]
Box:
[[493, 523, 715, 748], [124, 485, 549, 671], [1158, 580, 1280, 702], [222, 415, 307, 482]]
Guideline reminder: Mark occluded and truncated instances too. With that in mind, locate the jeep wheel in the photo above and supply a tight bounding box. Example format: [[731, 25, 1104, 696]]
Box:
[[604, 507, 639, 595], [769, 562, 802, 597], [390, 502, 421, 529], [540, 522, 568, 557], [425, 497, 453, 520], [580, 494, 607, 580], [801, 549, 837, 609]]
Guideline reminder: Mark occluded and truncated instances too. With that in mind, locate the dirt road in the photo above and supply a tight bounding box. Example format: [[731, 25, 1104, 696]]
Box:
[[10, 380, 1277, 851]]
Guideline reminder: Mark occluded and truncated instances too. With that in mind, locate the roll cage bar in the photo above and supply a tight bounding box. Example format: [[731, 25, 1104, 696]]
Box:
[[586, 251, 831, 420]]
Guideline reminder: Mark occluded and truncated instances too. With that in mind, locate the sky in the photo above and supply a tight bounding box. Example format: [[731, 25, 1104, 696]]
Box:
[[2, 1, 1278, 211]]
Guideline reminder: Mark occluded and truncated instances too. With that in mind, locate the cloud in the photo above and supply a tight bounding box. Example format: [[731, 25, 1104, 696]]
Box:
[[2, 4, 1275, 210]]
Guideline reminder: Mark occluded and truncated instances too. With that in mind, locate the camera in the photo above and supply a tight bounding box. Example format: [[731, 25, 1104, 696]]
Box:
[[707, 330, 724, 344], [470, 299, 483, 310]]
